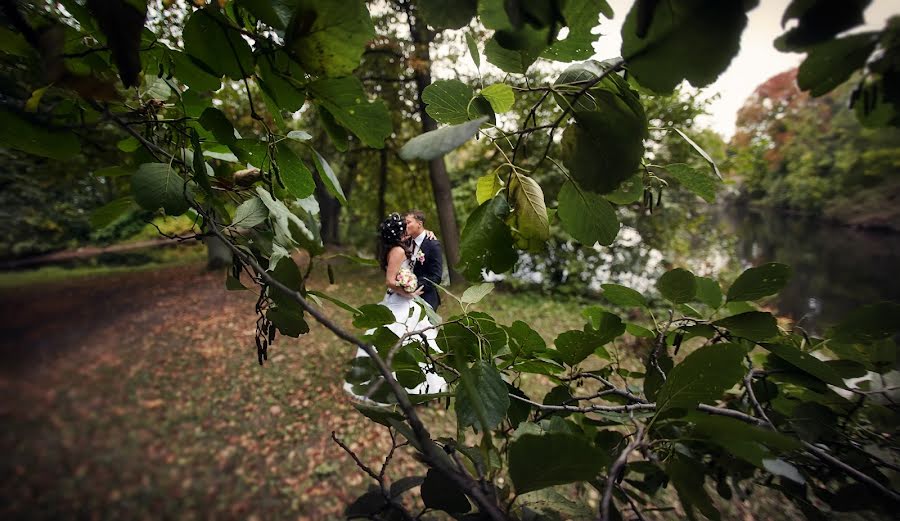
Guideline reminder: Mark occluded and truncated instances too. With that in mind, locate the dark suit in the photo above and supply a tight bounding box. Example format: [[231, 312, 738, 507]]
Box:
[[413, 237, 443, 311]]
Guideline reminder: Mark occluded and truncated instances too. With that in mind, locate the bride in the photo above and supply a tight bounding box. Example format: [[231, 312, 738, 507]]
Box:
[[343, 213, 448, 402]]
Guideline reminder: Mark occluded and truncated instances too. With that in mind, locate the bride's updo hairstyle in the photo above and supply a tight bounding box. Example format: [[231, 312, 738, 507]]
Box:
[[377, 213, 412, 270]]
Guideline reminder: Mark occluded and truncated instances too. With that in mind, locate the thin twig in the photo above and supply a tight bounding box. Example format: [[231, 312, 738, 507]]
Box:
[[601, 419, 645, 521]]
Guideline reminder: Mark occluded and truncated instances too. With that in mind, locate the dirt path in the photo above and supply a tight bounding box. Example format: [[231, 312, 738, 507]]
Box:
[[0, 263, 432, 520]]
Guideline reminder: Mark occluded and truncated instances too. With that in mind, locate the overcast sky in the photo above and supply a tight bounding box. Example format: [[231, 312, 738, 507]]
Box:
[[592, 0, 899, 139]]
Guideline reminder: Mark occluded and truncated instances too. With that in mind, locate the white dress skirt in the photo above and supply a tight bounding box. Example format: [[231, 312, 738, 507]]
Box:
[[343, 261, 448, 402]]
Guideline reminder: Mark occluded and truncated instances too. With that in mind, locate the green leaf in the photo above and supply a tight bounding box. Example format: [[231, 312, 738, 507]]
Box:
[[465, 32, 481, 69], [0, 107, 80, 160], [671, 127, 722, 179], [90, 197, 136, 229], [713, 311, 779, 342], [276, 142, 315, 199], [481, 83, 515, 113], [829, 302, 900, 344], [554, 319, 623, 367], [789, 401, 836, 443], [183, 8, 253, 80], [309, 77, 391, 148], [517, 488, 594, 519], [621, 0, 752, 93], [508, 173, 549, 249], [389, 475, 424, 498], [352, 402, 403, 426], [232, 196, 268, 228], [284, 0, 374, 77], [760, 343, 846, 388], [257, 53, 305, 111], [267, 307, 309, 337], [626, 322, 655, 338], [236, 0, 286, 29], [662, 163, 719, 202], [422, 79, 475, 125], [25, 85, 49, 112], [484, 36, 540, 74], [131, 163, 191, 215], [583, 308, 626, 341], [461, 283, 494, 304], [557, 180, 620, 246], [287, 130, 312, 142], [199, 107, 236, 146], [421, 468, 471, 513], [255, 187, 315, 257], [541, 0, 607, 62], [762, 459, 805, 484], [601, 283, 647, 308], [604, 173, 643, 205], [668, 454, 721, 521], [561, 103, 646, 195], [798, 32, 878, 97], [399, 116, 488, 161], [456, 361, 510, 430], [418, 0, 477, 30], [506, 321, 546, 354], [352, 304, 396, 329], [170, 51, 221, 91], [687, 413, 801, 466], [657, 268, 696, 304], [475, 173, 503, 204], [695, 276, 723, 308], [311, 150, 347, 205], [509, 433, 606, 494], [459, 196, 517, 280], [727, 263, 792, 302], [656, 342, 747, 414], [776, 0, 869, 50]]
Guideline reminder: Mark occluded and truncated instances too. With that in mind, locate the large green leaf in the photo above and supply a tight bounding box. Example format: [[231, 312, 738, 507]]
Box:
[[508, 173, 550, 249], [236, 0, 286, 29], [484, 36, 541, 74], [713, 311, 779, 342], [399, 117, 488, 161], [418, 0, 477, 30], [662, 163, 719, 202], [561, 102, 646, 195], [275, 142, 315, 199], [257, 52, 305, 111], [557, 180, 620, 246], [308, 77, 391, 148], [555, 318, 623, 367], [601, 284, 647, 308], [85, 0, 146, 88], [668, 454, 721, 521], [726, 263, 792, 302], [541, 0, 610, 62], [761, 343, 846, 388], [0, 107, 80, 160], [775, 0, 870, 50], [656, 342, 747, 414], [352, 304, 396, 329], [458, 196, 518, 280], [671, 127, 722, 179], [657, 268, 697, 304], [231, 196, 268, 228], [695, 276, 723, 308], [506, 320, 546, 355], [508, 433, 606, 494], [183, 8, 253, 79], [475, 173, 503, 204], [621, 0, 752, 93], [829, 302, 900, 344], [170, 51, 221, 91], [481, 83, 515, 113], [456, 361, 510, 430], [283, 0, 374, 77], [604, 173, 643, 204], [131, 163, 191, 215], [311, 150, 347, 205], [421, 468, 471, 513], [798, 32, 878, 97], [422, 79, 474, 125], [199, 107, 236, 146], [90, 197, 136, 229]]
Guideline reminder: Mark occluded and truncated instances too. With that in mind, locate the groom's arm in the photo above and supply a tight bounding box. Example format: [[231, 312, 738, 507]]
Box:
[[422, 240, 443, 288]]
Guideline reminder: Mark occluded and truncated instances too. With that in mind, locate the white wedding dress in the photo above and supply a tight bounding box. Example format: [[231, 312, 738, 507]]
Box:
[[343, 259, 448, 402]]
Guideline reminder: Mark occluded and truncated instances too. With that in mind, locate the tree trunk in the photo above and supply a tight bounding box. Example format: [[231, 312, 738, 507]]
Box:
[[410, 14, 462, 283], [316, 174, 341, 246]]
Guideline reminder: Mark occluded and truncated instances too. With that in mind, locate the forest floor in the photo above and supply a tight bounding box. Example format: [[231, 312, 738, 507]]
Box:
[[0, 260, 589, 520]]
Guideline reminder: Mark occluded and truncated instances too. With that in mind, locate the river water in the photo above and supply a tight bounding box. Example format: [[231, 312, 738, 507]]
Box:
[[506, 204, 900, 335]]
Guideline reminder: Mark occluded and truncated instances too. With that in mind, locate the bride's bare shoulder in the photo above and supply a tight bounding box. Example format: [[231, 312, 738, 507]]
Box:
[[387, 246, 406, 259]]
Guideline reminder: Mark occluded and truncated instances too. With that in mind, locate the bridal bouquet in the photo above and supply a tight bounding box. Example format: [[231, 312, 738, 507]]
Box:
[[396, 266, 418, 293]]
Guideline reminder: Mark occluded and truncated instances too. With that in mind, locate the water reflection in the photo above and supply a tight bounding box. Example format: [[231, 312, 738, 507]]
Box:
[[505, 204, 900, 334]]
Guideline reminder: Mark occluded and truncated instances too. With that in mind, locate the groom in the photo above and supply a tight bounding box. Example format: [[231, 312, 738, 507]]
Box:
[[405, 210, 443, 311]]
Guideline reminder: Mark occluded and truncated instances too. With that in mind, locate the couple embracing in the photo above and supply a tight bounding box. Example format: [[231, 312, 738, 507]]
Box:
[[343, 210, 449, 402]]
